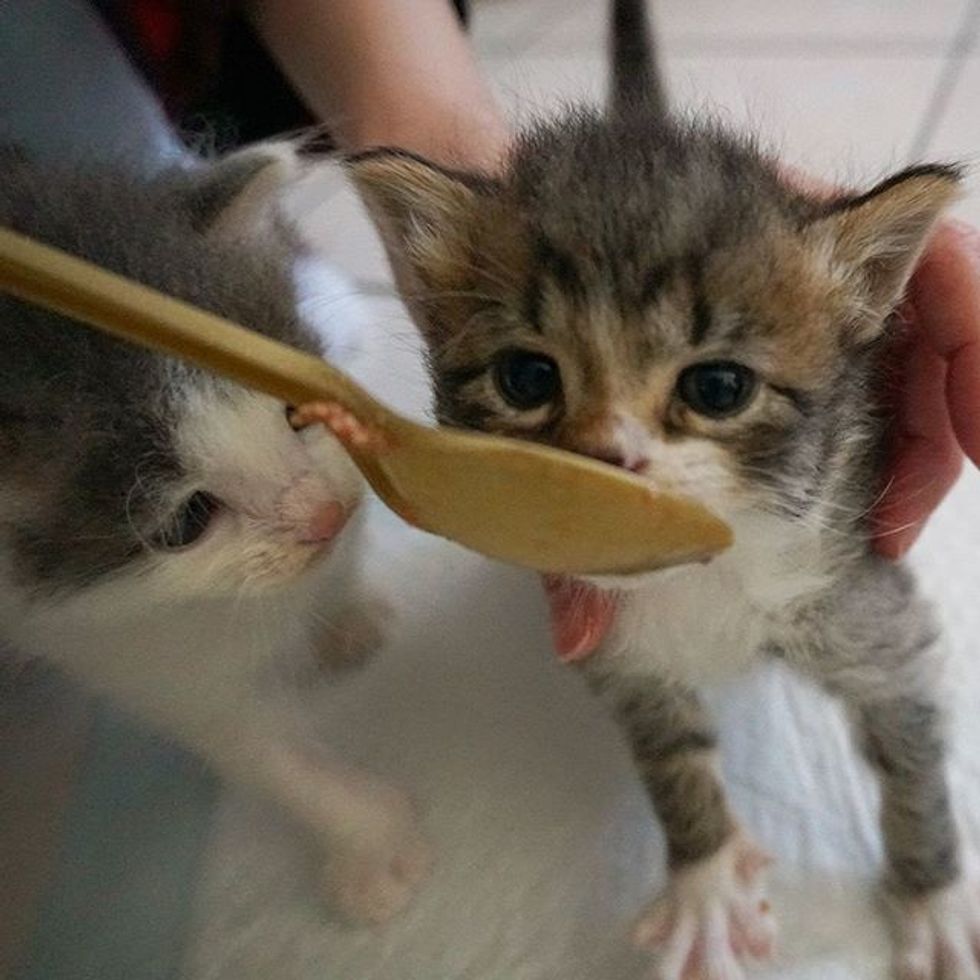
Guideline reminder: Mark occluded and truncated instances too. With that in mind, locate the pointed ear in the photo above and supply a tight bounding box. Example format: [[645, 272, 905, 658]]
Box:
[[346, 149, 487, 253], [345, 149, 491, 300], [812, 164, 962, 338], [186, 143, 304, 240]]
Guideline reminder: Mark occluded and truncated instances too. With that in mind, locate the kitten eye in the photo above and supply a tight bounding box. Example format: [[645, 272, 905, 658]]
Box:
[[157, 491, 221, 549], [677, 361, 758, 419], [493, 349, 561, 410]]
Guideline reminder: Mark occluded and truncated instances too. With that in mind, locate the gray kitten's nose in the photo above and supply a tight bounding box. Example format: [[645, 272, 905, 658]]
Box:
[[300, 502, 350, 544]]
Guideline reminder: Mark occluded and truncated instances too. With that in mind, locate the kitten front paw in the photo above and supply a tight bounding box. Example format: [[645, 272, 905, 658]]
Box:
[[290, 401, 390, 453], [322, 787, 433, 926], [889, 879, 980, 980], [634, 835, 775, 980]]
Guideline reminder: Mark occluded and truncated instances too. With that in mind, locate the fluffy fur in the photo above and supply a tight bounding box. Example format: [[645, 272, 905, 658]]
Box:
[[344, 0, 975, 975], [0, 145, 431, 925]]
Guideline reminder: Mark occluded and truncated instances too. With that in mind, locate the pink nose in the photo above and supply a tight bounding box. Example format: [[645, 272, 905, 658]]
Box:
[[301, 502, 349, 544], [583, 446, 649, 473]]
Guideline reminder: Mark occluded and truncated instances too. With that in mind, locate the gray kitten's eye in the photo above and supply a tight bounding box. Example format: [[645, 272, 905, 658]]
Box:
[[677, 361, 758, 418], [493, 349, 561, 410], [157, 491, 221, 549]]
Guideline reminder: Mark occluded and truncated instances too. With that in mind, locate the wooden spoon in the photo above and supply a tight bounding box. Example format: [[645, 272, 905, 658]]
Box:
[[0, 226, 733, 575]]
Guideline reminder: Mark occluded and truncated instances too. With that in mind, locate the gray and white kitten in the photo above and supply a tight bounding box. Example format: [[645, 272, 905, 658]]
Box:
[[346, 0, 975, 976], [0, 145, 431, 925]]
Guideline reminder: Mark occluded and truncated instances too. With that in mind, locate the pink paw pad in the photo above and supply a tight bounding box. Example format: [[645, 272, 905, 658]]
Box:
[[634, 837, 775, 980], [891, 879, 980, 980], [290, 401, 390, 453]]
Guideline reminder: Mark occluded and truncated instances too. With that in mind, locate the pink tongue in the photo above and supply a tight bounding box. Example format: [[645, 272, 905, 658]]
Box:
[[542, 575, 618, 663]]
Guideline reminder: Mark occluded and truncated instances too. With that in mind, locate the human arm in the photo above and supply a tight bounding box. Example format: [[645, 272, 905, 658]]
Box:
[[247, 0, 510, 170]]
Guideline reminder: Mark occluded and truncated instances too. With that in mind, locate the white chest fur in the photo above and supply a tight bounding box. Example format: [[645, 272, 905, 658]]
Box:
[[603, 514, 830, 686]]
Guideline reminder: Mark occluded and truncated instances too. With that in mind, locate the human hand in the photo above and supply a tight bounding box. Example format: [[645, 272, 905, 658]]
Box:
[[872, 219, 980, 558]]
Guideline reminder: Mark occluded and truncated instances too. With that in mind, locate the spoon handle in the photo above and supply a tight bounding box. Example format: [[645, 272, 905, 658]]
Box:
[[0, 226, 396, 433]]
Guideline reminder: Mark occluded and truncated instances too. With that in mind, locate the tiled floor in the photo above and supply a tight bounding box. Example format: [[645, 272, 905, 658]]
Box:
[[3, 2, 980, 978]]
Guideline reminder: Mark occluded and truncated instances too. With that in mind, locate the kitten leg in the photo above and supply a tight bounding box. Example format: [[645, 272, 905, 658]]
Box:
[[204, 727, 432, 925], [851, 696, 980, 980], [799, 591, 978, 980], [82, 651, 431, 924], [593, 675, 775, 979]]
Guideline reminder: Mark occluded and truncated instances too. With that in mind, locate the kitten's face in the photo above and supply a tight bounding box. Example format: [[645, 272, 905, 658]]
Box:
[[143, 381, 363, 600], [411, 218, 846, 522], [350, 120, 959, 534], [2, 370, 362, 605], [0, 145, 363, 604]]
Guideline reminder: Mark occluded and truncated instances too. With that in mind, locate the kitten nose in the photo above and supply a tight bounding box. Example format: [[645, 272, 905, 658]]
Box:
[[585, 447, 649, 474], [301, 502, 349, 544]]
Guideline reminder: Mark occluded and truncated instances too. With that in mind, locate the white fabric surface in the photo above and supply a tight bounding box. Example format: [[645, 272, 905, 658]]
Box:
[[184, 295, 980, 980]]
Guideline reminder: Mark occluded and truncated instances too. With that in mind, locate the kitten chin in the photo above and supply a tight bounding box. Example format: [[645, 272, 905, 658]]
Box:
[[585, 506, 829, 601]]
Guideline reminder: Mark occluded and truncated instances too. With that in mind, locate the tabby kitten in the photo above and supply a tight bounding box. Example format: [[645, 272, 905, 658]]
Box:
[[344, 0, 975, 975], [0, 145, 430, 925]]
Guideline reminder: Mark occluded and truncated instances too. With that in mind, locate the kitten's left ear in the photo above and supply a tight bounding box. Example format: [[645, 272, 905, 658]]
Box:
[[345, 150, 495, 322], [812, 164, 962, 338], [345, 149, 489, 253], [186, 143, 305, 240]]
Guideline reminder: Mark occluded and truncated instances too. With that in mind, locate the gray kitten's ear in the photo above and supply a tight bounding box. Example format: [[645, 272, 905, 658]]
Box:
[[813, 164, 961, 337], [186, 143, 304, 239], [345, 149, 492, 292]]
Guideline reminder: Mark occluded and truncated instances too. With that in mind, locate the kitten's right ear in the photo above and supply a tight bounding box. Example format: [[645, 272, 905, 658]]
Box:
[[810, 164, 962, 340], [345, 150, 493, 313]]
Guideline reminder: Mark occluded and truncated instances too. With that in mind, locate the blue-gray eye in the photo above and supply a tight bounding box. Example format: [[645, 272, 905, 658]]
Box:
[[677, 361, 758, 418], [494, 349, 561, 410], [159, 492, 221, 549]]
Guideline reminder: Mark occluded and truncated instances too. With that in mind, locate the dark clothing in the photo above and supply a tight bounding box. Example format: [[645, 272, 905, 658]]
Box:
[[94, 0, 469, 152]]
